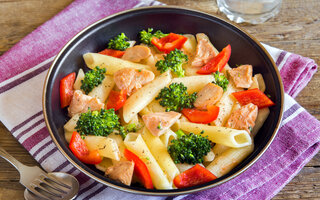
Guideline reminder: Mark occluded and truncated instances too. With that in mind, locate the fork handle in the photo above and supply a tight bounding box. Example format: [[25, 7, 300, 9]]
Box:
[[0, 146, 24, 172]]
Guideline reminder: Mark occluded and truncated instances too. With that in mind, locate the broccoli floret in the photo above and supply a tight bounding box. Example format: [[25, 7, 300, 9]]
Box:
[[81, 67, 106, 94], [75, 108, 123, 137], [139, 28, 168, 45], [155, 49, 188, 77], [125, 123, 138, 132], [107, 33, 130, 51], [156, 82, 197, 112], [168, 130, 212, 164], [212, 71, 229, 91]]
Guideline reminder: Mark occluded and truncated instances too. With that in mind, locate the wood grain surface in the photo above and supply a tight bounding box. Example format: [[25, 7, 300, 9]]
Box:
[[0, 0, 319, 199]]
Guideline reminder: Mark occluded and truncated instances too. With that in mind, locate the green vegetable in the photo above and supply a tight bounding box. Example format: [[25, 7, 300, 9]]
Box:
[[156, 82, 197, 112], [81, 66, 106, 94], [168, 130, 212, 164], [125, 123, 138, 132], [212, 71, 229, 91], [107, 33, 130, 51], [75, 108, 124, 138], [155, 49, 188, 77], [139, 28, 168, 45]]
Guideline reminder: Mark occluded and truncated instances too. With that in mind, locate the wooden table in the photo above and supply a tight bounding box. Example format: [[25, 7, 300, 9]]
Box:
[[0, 0, 319, 199]]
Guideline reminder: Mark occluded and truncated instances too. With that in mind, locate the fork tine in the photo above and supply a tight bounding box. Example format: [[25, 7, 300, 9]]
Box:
[[41, 173, 71, 189], [27, 187, 52, 200], [41, 179, 68, 194], [35, 183, 63, 198]]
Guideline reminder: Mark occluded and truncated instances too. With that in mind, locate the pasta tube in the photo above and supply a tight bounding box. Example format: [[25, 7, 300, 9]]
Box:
[[141, 127, 179, 184], [124, 133, 172, 189], [159, 129, 177, 148], [206, 144, 254, 177], [88, 75, 114, 103], [83, 53, 152, 74], [179, 122, 252, 148], [123, 71, 171, 123], [171, 75, 214, 93], [84, 136, 120, 161], [252, 107, 270, 137], [212, 82, 242, 126]]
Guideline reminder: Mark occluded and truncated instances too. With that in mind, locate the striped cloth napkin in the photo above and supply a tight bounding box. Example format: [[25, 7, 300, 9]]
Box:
[[0, 0, 318, 199]]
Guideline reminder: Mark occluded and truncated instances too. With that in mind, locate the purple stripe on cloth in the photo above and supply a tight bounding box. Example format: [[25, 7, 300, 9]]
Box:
[[16, 118, 45, 140], [38, 147, 58, 164], [83, 185, 107, 200], [10, 111, 43, 133], [21, 128, 50, 151], [280, 54, 318, 98], [32, 140, 53, 158], [53, 160, 71, 172], [282, 103, 300, 120], [275, 51, 287, 66], [75, 171, 91, 185], [78, 181, 99, 197], [0, 0, 140, 84], [0, 61, 51, 95]]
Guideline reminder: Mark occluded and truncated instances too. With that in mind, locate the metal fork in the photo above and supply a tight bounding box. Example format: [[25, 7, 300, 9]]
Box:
[[0, 146, 79, 200]]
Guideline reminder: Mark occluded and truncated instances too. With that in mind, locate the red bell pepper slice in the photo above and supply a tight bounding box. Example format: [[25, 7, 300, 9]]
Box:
[[124, 149, 154, 189], [98, 48, 125, 58], [60, 72, 76, 108], [69, 131, 102, 165], [197, 44, 231, 75], [232, 88, 275, 109], [181, 105, 220, 124], [173, 164, 217, 188], [106, 90, 127, 111], [151, 33, 187, 53]]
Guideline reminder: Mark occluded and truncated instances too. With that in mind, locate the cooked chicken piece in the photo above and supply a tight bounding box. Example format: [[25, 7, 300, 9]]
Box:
[[142, 111, 181, 137], [68, 90, 104, 117], [113, 68, 155, 95], [228, 65, 253, 88], [225, 103, 258, 133], [194, 83, 223, 110], [122, 45, 151, 63], [191, 33, 216, 68], [105, 161, 134, 186]]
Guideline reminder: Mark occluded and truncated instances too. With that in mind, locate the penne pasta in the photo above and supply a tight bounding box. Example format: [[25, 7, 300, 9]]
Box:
[[83, 53, 152, 74], [255, 73, 266, 92], [140, 100, 166, 115], [203, 148, 215, 162], [123, 71, 171, 123], [250, 76, 259, 89], [206, 144, 254, 178], [108, 133, 126, 161], [64, 114, 80, 142], [95, 158, 113, 172], [73, 68, 85, 90], [64, 131, 73, 144], [84, 136, 120, 161], [88, 75, 114, 103], [179, 121, 252, 148], [252, 107, 270, 137], [124, 133, 172, 189], [212, 144, 230, 157], [212, 82, 242, 126], [141, 127, 180, 185], [160, 129, 177, 148], [171, 75, 215, 93], [182, 34, 197, 57]]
